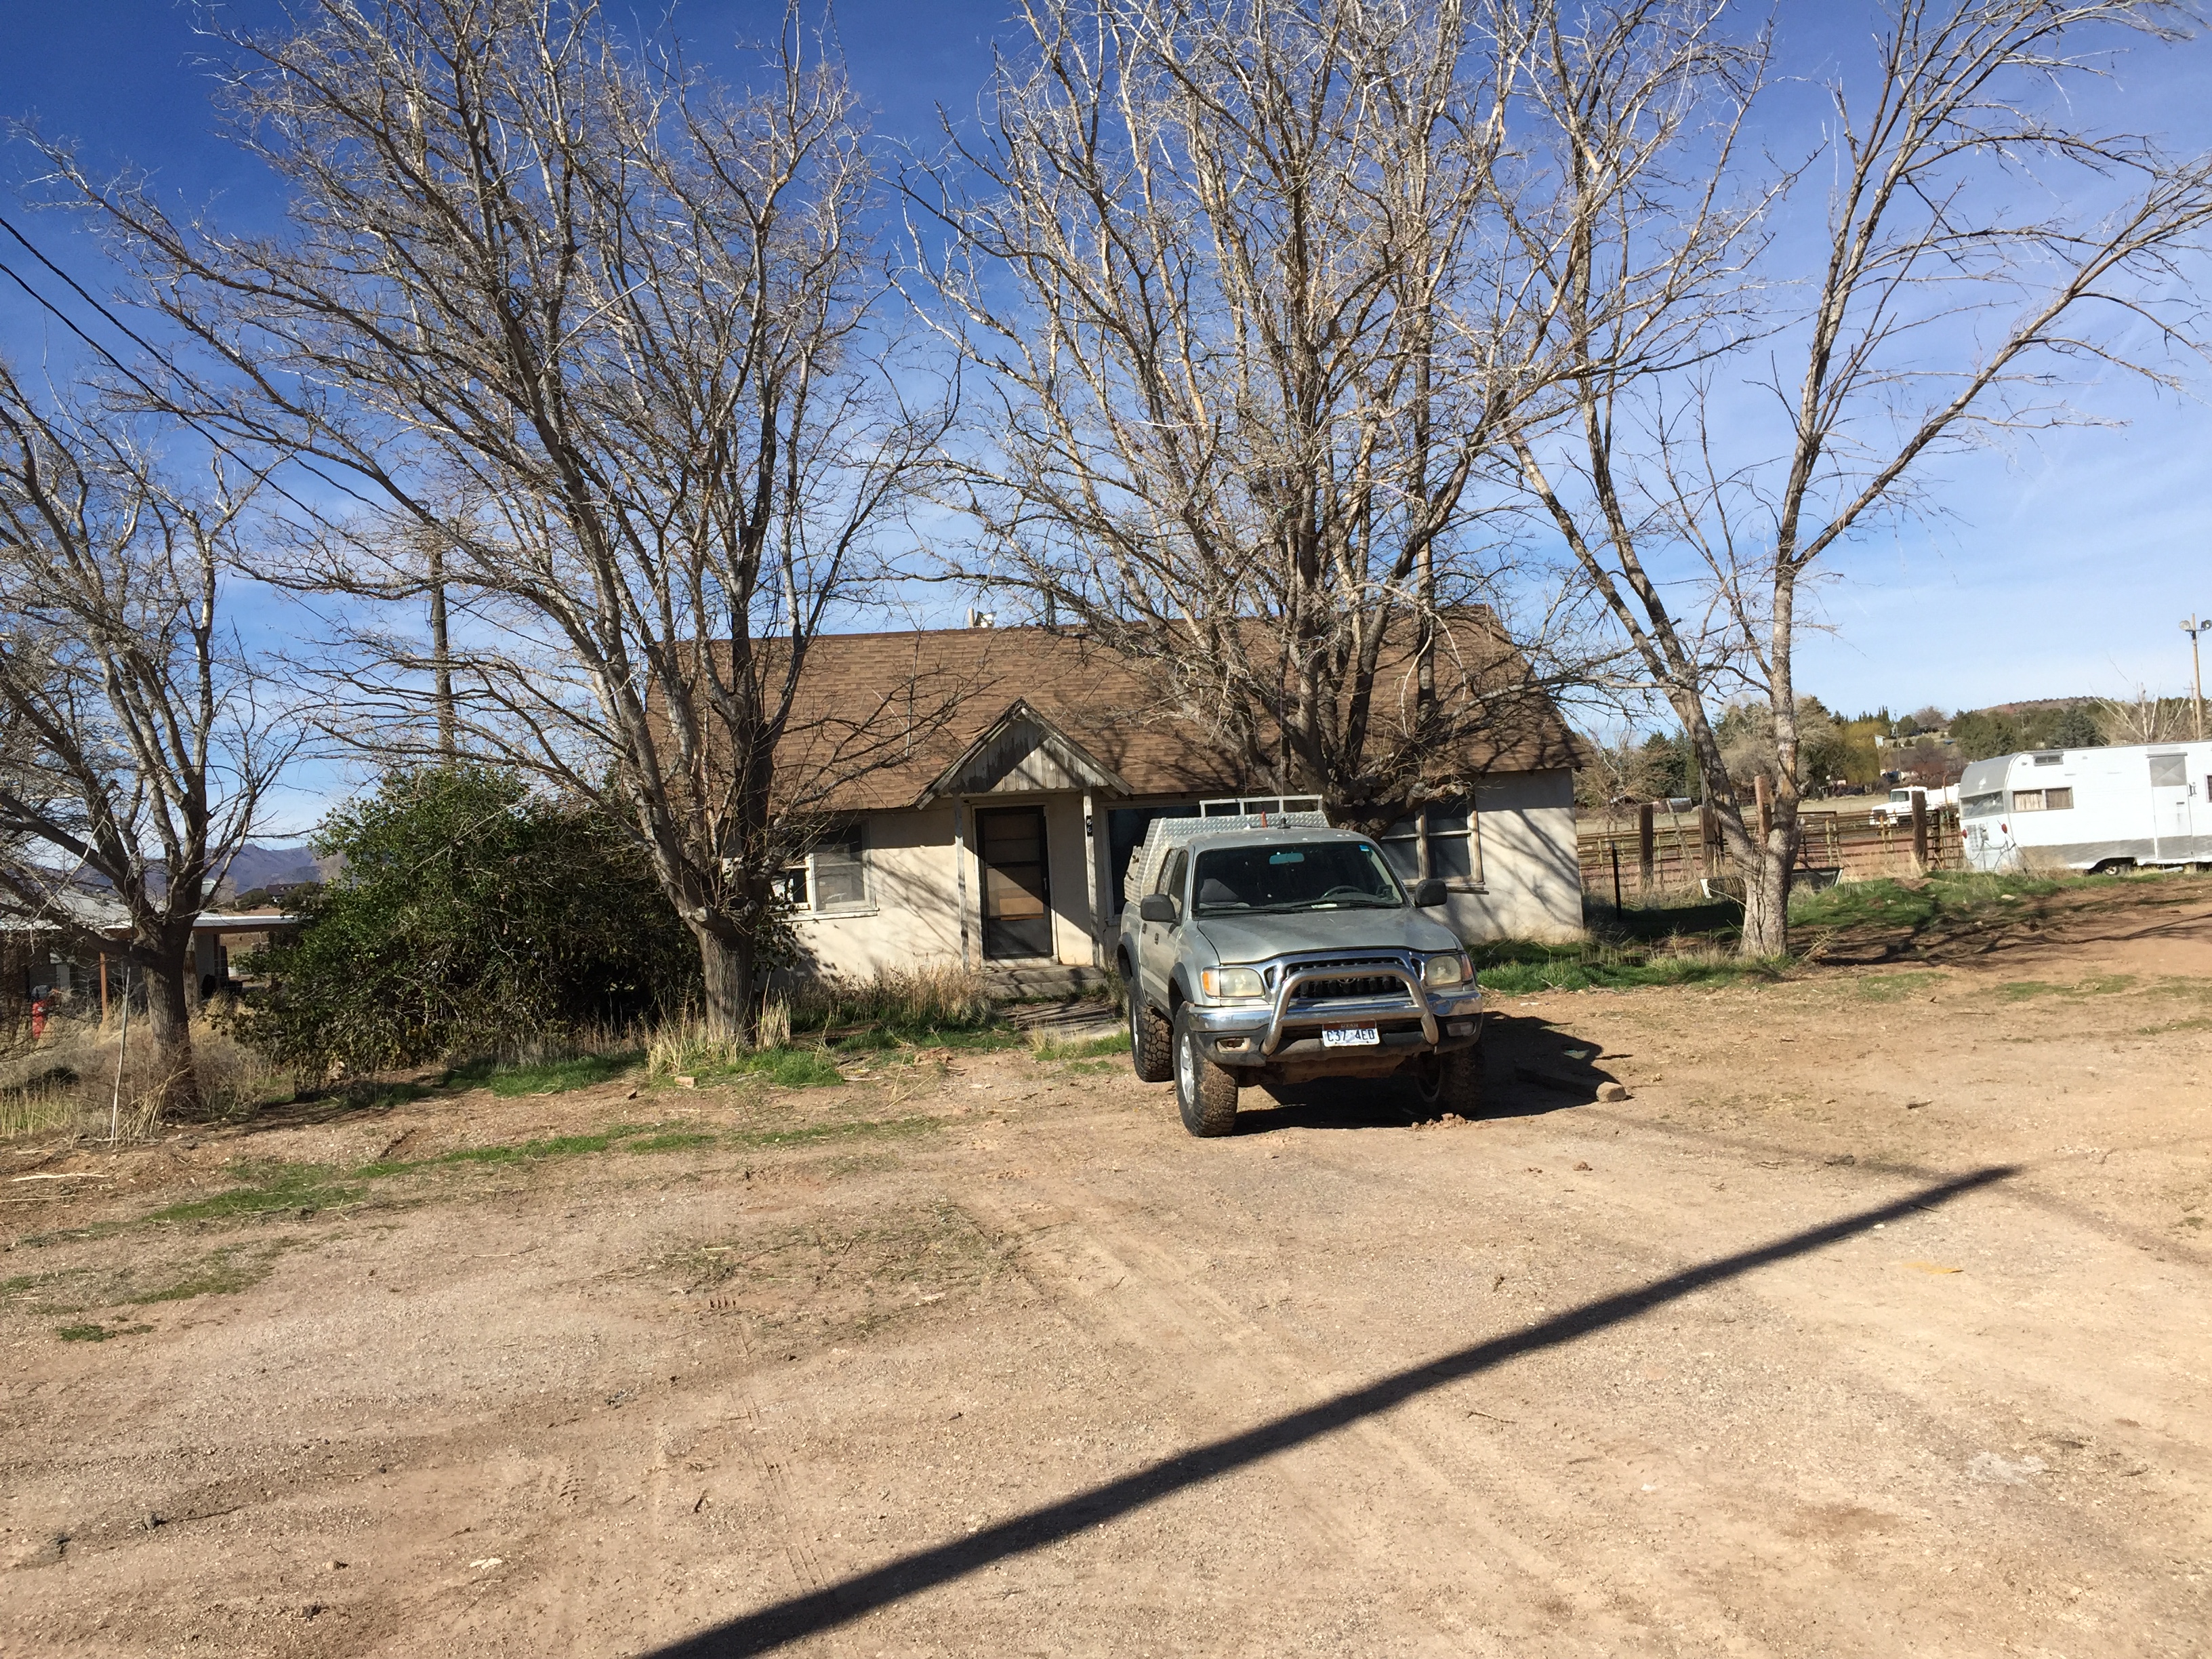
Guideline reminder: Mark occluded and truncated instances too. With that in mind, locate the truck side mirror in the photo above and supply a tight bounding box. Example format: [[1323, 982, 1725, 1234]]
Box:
[[1411, 878, 1448, 908], [1139, 893, 1180, 924]]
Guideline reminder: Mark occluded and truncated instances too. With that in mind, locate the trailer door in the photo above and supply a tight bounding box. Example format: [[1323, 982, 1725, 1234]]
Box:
[[2148, 752, 2191, 859]]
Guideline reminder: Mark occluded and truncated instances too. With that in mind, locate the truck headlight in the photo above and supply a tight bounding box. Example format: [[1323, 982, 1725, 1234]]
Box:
[[1200, 966, 1267, 1000], [1422, 952, 1471, 989]]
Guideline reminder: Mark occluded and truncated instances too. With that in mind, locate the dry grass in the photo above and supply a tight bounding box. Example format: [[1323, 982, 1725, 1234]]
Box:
[[0, 1008, 295, 1143], [786, 964, 994, 1036]]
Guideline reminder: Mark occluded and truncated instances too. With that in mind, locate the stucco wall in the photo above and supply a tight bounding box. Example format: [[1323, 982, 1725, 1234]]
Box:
[[788, 803, 962, 980], [792, 771, 1582, 977], [790, 794, 1104, 979], [1443, 769, 1584, 943]]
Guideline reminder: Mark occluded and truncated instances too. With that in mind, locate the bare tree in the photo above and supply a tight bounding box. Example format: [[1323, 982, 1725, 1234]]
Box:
[[2095, 689, 2193, 744], [41, 0, 956, 1036], [1512, 0, 2212, 953], [0, 363, 290, 1118], [911, 0, 1683, 824]]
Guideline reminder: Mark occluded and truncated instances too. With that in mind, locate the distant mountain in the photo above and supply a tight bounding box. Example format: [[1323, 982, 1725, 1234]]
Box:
[[218, 843, 336, 899]]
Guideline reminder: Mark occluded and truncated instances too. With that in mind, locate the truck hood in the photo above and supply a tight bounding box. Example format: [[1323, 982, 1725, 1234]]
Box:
[[1192, 909, 1464, 963]]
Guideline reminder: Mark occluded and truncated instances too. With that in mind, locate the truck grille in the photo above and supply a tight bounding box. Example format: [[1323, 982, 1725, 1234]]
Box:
[[1275, 958, 1414, 1004]]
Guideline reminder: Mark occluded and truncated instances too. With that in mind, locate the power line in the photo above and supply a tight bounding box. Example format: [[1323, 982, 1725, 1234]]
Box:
[[0, 209, 365, 527]]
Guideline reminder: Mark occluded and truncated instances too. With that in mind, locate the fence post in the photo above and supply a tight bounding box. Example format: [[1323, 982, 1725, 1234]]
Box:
[[1638, 802, 1656, 893], [1610, 840, 1624, 911], [1910, 790, 1929, 873]]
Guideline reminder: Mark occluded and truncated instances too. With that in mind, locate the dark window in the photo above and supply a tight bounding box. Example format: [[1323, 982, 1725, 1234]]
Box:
[[1962, 791, 2005, 819], [2032, 752, 2064, 766], [1108, 805, 1197, 913], [1377, 801, 1480, 885], [813, 828, 868, 910], [781, 827, 868, 913], [1159, 848, 1188, 901]]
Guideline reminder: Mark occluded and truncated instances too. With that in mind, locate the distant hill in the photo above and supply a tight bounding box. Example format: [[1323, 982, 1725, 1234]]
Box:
[[217, 844, 337, 900], [1974, 696, 2100, 717]]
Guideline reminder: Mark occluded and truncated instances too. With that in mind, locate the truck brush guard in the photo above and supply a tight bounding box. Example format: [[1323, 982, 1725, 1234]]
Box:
[[1259, 951, 1437, 1057]]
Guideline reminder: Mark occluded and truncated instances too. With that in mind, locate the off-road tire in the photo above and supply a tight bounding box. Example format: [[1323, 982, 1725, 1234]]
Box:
[[1412, 1043, 1486, 1119], [1172, 1004, 1241, 1136], [1130, 987, 1174, 1084]]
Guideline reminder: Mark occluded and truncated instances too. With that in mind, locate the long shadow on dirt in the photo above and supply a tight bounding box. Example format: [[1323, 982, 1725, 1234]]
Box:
[[640, 1166, 2015, 1659], [1227, 1012, 1616, 1134]]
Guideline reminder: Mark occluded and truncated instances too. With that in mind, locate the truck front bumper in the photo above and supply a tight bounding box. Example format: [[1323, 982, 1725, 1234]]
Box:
[[1183, 988, 1485, 1070]]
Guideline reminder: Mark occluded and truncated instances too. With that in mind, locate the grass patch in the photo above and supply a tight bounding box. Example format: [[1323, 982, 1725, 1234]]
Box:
[[1028, 1031, 1130, 1063], [729, 1114, 941, 1151], [135, 1244, 283, 1304], [1473, 938, 1765, 995], [446, 1051, 642, 1097], [1993, 972, 2143, 1002], [57, 1321, 151, 1342], [144, 1162, 365, 1225], [627, 1130, 718, 1153], [1856, 971, 1942, 1002], [1788, 867, 2179, 936]]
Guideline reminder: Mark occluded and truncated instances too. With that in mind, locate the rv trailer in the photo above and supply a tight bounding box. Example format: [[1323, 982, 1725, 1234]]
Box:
[[1959, 742, 2212, 873]]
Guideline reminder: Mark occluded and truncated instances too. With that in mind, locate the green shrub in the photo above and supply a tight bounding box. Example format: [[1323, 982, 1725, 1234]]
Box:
[[226, 765, 696, 1076]]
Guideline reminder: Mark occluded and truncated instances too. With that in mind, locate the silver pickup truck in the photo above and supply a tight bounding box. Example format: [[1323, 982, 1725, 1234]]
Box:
[[1115, 815, 1486, 1136]]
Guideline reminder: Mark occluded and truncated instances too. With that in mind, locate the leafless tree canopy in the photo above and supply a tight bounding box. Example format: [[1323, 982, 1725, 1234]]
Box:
[[1509, 0, 2212, 952], [912, 0, 1692, 821], [0, 363, 289, 1114], [41, 0, 957, 1031]]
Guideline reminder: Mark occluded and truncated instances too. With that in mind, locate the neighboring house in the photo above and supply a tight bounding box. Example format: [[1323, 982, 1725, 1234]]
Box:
[[2, 886, 302, 1017], [771, 616, 1588, 984]]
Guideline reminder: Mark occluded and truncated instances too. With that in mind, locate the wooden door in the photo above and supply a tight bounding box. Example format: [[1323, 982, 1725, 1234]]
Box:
[[979, 806, 1052, 960]]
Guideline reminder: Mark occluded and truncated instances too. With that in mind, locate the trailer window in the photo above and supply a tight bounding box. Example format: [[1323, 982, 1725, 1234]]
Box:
[[2149, 753, 2188, 787], [2011, 788, 2073, 813], [2031, 752, 2064, 766], [1962, 792, 2004, 818]]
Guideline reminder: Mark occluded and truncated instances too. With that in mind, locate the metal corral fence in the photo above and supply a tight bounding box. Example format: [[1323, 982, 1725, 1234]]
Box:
[[1578, 803, 1963, 900]]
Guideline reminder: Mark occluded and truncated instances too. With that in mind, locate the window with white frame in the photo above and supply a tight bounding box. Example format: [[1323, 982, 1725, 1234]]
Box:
[[779, 825, 871, 914], [1378, 801, 1481, 885]]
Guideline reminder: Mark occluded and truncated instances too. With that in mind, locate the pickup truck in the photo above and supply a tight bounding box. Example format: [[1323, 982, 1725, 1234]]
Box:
[[1870, 784, 1957, 825], [1115, 817, 1486, 1136]]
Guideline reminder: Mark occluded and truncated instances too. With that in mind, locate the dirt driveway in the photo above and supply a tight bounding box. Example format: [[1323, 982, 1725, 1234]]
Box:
[[4, 885, 2210, 1657]]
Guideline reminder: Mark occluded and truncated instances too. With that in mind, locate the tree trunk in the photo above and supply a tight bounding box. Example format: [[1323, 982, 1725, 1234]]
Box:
[[140, 956, 204, 1122], [691, 920, 758, 1045], [1741, 832, 1795, 957]]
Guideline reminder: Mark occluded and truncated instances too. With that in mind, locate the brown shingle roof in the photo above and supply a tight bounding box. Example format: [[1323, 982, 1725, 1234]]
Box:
[[778, 609, 1585, 813]]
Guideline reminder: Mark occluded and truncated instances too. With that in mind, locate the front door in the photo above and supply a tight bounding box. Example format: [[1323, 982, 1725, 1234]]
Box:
[[979, 806, 1053, 960]]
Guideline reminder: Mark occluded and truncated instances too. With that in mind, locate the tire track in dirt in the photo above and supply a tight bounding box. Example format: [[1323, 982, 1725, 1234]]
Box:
[[949, 1123, 1774, 1655]]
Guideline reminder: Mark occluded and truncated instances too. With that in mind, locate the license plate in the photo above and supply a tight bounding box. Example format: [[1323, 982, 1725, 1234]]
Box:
[[1322, 1026, 1380, 1048]]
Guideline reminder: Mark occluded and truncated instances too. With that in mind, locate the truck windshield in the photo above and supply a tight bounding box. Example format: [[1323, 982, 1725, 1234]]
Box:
[[1190, 842, 1406, 915]]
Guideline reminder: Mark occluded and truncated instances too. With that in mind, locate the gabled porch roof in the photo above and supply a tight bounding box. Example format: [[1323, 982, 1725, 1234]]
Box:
[[915, 699, 1130, 804]]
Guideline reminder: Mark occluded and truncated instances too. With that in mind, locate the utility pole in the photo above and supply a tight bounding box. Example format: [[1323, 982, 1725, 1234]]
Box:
[[2186, 615, 2207, 743]]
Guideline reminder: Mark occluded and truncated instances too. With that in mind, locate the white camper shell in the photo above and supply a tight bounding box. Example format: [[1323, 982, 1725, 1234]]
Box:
[[1959, 743, 2212, 873]]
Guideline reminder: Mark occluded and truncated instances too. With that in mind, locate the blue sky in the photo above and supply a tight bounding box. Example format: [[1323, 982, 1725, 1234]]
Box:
[[2, 1, 2209, 832]]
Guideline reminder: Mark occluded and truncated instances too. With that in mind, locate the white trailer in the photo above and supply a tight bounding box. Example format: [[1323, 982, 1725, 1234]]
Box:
[[1959, 741, 2212, 873]]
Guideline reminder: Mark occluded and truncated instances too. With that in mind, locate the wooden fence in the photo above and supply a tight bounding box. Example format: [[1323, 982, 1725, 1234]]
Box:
[[1577, 804, 1963, 901]]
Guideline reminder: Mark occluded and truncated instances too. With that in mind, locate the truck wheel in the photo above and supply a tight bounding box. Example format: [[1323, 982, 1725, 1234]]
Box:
[[1412, 1045, 1485, 1119], [1130, 989, 1173, 1084], [1172, 1004, 1240, 1136]]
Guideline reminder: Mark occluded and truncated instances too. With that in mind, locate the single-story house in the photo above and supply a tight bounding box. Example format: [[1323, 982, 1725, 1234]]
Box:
[[769, 614, 1587, 985]]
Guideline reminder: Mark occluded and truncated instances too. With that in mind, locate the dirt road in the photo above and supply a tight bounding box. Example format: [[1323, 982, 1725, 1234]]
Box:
[[4, 886, 2209, 1656]]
